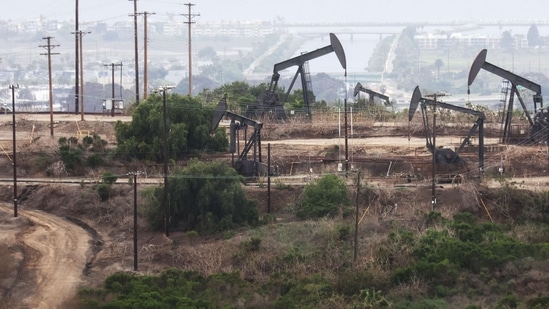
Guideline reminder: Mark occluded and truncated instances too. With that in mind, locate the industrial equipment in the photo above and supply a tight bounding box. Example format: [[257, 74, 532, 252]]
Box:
[[410, 86, 485, 177], [353, 82, 391, 107], [468, 49, 548, 143], [212, 96, 268, 176], [246, 33, 347, 120]]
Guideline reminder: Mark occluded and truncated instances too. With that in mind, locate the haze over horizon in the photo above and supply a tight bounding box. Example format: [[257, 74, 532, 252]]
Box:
[[2, 0, 548, 24]]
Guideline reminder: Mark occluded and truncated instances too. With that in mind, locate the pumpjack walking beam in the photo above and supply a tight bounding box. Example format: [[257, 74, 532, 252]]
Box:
[[353, 82, 391, 107], [410, 86, 485, 175], [247, 33, 346, 120], [212, 97, 263, 176], [468, 49, 545, 143]]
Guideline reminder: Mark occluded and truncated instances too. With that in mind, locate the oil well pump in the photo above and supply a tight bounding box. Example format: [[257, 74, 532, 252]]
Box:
[[246, 33, 347, 120], [409, 86, 485, 177], [468, 49, 548, 144], [353, 82, 391, 107], [212, 96, 267, 176]]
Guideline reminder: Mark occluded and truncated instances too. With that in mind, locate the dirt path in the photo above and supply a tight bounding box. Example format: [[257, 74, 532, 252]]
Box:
[[0, 203, 91, 309]]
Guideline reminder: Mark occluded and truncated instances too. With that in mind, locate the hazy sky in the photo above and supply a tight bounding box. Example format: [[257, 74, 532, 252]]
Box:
[[1, 0, 548, 24]]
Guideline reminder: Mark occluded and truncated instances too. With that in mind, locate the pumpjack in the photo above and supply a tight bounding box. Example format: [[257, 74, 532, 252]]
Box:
[[353, 82, 391, 107], [409, 86, 485, 177], [246, 33, 347, 120], [468, 49, 548, 143], [212, 96, 267, 176]]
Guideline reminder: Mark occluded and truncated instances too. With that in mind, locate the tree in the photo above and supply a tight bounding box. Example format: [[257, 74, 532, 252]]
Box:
[[527, 24, 540, 47], [501, 31, 514, 51], [147, 159, 258, 234], [434, 59, 444, 81], [197, 46, 218, 60], [296, 174, 351, 219], [115, 94, 228, 161]]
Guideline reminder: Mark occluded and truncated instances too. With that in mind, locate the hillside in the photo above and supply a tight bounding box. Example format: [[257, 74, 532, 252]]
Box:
[[0, 113, 548, 308]]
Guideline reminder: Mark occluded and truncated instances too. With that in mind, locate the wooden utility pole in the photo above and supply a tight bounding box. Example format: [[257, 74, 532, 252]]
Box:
[[137, 11, 155, 100], [128, 171, 143, 271], [425, 93, 445, 210], [130, 0, 140, 106], [344, 72, 349, 174], [40, 36, 59, 137], [267, 143, 271, 213], [10, 84, 18, 218], [154, 86, 174, 237], [354, 170, 361, 263], [74, 0, 79, 114], [73, 31, 90, 120], [183, 3, 199, 96], [104, 63, 123, 117]]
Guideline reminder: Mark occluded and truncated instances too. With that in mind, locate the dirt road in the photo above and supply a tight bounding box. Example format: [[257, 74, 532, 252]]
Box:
[[0, 203, 92, 309]]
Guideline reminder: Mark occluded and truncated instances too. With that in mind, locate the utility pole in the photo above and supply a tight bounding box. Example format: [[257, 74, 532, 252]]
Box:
[[128, 171, 143, 271], [40, 36, 59, 137], [154, 86, 174, 237], [425, 92, 445, 210], [10, 84, 18, 218], [104, 63, 123, 117], [74, 0, 79, 114], [354, 170, 360, 263], [130, 0, 140, 106], [183, 3, 199, 96], [344, 73, 349, 174], [137, 11, 155, 100], [73, 30, 91, 120]]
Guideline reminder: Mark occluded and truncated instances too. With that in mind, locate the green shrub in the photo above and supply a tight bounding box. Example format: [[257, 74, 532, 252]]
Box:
[[240, 237, 261, 253], [145, 160, 258, 234], [354, 288, 390, 308], [78, 269, 264, 308], [33, 152, 52, 172], [82, 135, 94, 145], [334, 269, 376, 296], [526, 294, 549, 308], [86, 154, 105, 168], [296, 174, 350, 219], [496, 293, 520, 309], [59, 144, 82, 170], [393, 298, 448, 309], [102, 172, 118, 184], [97, 183, 112, 201], [273, 275, 333, 309], [392, 211, 549, 298]]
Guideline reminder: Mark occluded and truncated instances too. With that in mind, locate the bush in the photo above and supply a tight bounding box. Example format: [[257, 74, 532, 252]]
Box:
[[273, 275, 333, 309], [86, 154, 105, 168], [526, 294, 549, 308], [78, 269, 259, 308], [145, 159, 258, 234], [97, 183, 112, 201], [102, 172, 118, 184], [296, 174, 350, 219], [59, 144, 83, 170]]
